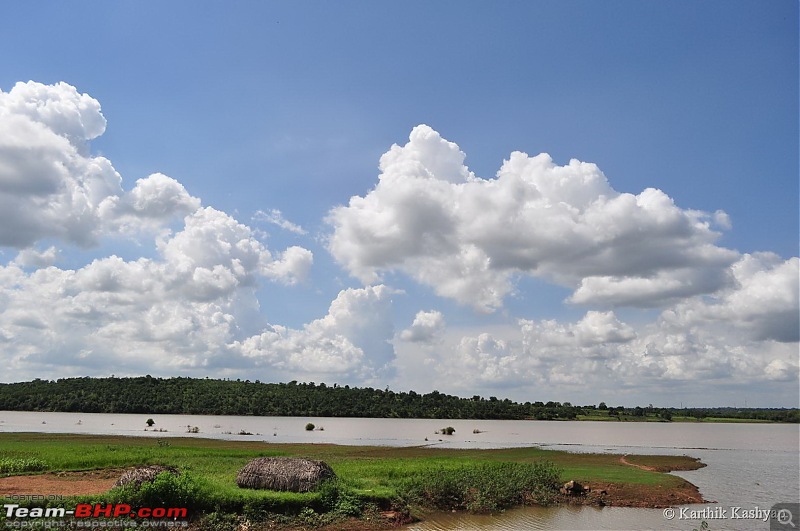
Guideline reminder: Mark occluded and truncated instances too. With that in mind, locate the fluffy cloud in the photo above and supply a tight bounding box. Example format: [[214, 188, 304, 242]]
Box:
[[233, 285, 396, 381], [0, 82, 120, 247], [263, 246, 314, 285], [328, 125, 738, 311], [100, 173, 200, 233], [423, 309, 797, 404], [437, 311, 637, 388], [0, 205, 317, 377], [0, 82, 796, 405], [652, 253, 799, 345], [0, 81, 330, 383], [12, 247, 60, 268], [419, 253, 798, 399], [399, 310, 445, 343], [0, 82, 200, 248]]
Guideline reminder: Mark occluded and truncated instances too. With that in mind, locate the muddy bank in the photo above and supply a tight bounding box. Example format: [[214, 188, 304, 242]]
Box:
[[0, 469, 122, 497]]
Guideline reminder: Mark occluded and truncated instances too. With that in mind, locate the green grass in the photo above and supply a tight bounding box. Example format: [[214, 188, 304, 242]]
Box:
[[0, 433, 704, 519], [0, 456, 47, 474], [669, 416, 774, 423]]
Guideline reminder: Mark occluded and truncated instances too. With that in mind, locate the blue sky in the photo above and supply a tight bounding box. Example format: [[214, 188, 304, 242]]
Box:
[[0, 1, 797, 406]]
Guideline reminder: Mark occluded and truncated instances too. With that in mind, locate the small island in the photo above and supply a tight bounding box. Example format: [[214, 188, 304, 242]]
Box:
[[0, 433, 706, 530]]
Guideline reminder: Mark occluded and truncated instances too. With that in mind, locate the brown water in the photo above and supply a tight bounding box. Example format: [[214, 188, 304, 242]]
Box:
[[406, 505, 671, 530], [1, 412, 797, 530]]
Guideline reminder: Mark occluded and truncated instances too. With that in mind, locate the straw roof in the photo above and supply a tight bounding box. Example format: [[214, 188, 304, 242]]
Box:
[[236, 457, 336, 492], [114, 465, 180, 489]]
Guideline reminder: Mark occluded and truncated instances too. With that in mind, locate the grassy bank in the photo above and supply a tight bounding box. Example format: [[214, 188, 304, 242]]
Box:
[[576, 412, 776, 423], [0, 433, 705, 528]]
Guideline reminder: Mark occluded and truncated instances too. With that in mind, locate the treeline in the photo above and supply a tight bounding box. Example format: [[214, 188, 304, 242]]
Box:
[[0, 377, 796, 422], [589, 402, 800, 423]]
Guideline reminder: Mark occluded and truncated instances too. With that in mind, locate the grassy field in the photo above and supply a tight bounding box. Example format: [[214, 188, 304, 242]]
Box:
[[0, 433, 705, 527], [669, 416, 774, 423], [576, 412, 777, 423]]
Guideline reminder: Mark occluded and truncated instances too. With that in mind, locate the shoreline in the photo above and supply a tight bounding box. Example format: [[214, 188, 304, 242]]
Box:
[[0, 433, 708, 527]]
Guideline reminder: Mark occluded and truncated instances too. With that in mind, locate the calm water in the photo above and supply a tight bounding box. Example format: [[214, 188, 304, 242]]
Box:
[[1, 411, 798, 530]]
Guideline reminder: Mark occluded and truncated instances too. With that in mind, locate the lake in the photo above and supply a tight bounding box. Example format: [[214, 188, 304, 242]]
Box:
[[1, 411, 797, 530]]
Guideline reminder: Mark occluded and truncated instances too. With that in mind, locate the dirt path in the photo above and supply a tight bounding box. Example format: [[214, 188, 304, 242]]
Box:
[[0, 469, 121, 496], [619, 455, 657, 471]]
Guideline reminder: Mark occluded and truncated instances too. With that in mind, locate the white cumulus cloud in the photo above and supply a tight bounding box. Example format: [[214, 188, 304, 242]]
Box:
[[232, 285, 396, 382], [0, 81, 203, 249], [328, 125, 738, 311], [399, 310, 445, 343], [0, 81, 323, 383]]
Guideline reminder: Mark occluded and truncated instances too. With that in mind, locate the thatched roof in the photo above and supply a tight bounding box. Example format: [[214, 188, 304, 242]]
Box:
[[114, 465, 180, 489], [236, 457, 335, 492]]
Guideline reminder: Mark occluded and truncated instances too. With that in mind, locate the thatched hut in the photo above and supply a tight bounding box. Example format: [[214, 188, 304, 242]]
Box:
[[236, 457, 335, 492], [114, 465, 180, 489]]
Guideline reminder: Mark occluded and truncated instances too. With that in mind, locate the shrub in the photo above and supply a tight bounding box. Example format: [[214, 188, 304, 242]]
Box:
[[196, 512, 240, 531], [109, 471, 204, 511], [305, 423, 315, 431], [0, 457, 47, 474], [318, 479, 364, 517], [398, 461, 561, 513]]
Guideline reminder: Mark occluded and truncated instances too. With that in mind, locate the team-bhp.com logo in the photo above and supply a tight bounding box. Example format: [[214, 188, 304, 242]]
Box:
[[4, 503, 189, 527], [5, 504, 187, 519]]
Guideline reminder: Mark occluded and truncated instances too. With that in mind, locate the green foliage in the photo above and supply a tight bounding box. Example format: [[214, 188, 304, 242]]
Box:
[[317, 479, 364, 516], [297, 507, 322, 526], [399, 461, 561, 513], [0, 376, 796, 421], [146, 418, 155, 427], [441, 426, 455, 435], [0, 457, 47, 474], [305, 422, 315, 431], [195, 511, 241, 531], [108, 471, 204, 511]]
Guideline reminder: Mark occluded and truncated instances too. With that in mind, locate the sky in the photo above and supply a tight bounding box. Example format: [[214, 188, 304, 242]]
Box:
[[0, 1, 797, 407]]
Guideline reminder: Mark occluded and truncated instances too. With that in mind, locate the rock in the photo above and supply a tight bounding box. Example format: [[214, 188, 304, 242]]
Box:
[[560, 480, 588, 495]]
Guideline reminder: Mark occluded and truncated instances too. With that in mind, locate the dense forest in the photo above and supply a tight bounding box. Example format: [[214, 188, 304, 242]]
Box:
[[0, 376, 797, 422]]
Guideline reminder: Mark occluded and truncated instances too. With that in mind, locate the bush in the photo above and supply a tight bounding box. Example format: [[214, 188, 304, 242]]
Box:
[[109, 471, 204, 511], [305, 423, 315, 431], [0, 457, 47, 474], [195, 512, 240, 531], [318, 479, 364, 517], [399, 461, 561, 513]]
